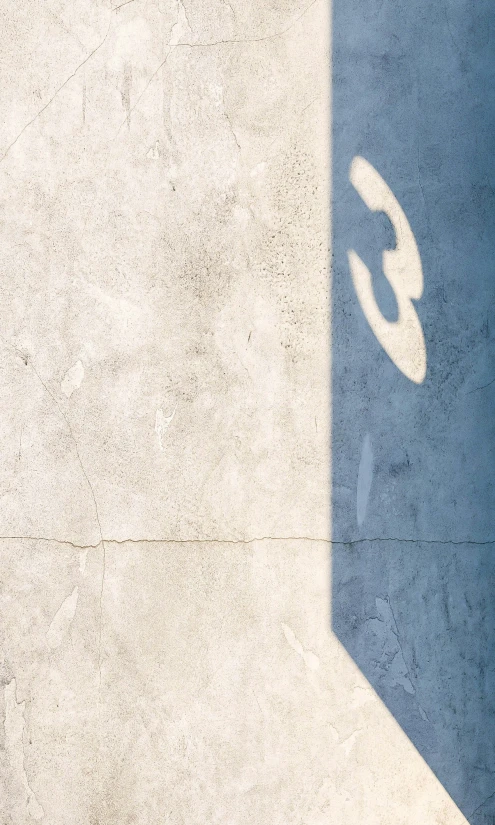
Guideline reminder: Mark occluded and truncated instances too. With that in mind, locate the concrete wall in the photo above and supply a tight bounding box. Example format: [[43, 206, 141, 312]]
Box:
[[0, 0, 492, 822]]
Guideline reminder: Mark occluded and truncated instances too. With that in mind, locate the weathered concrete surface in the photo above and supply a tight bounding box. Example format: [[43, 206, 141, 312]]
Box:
[[1, 538, 468, 824], [332, 0, 495, 822], [0, 0, 484, 822]]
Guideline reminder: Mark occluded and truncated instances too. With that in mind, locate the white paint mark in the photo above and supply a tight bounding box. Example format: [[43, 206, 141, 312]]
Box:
[[250, 161, 266, 178], [351, 683, 377, 709], [79, 550, 88, 575], [282, 623, 320, 671], [61, 360, 84, 398], [357, 433, 373, 527], [348, 155, 426, 383], [46, 587, 79, 650], [4, 679, 44, 820], [147, 140, 161, 159], [155, 406, 176, 450], [304, 650, 320, 671], [341, 729, 362, 757]]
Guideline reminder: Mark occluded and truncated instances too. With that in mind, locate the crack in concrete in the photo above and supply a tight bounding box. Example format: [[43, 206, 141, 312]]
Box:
[[0, 535, 493, 548], [178, 0, 193, 34], [224, 109, 241, 152], [220, 0, 237, 24], [385, 595, 415, 694], [471, 789, 495, 819], [467, 376, 495, 395], [113, 0, 136, 10], [112, 0, 320, 135], [25, 359, 107, 694], [0, 15, 114, 164], [0, 535, 327, 549], [0, 0, 321, 151], [0, 333, 109, 697], [173, 0, 319, 48], [333, 536, 495, 547], [4, 679, 44, 821], [113, 47, 173, 137]]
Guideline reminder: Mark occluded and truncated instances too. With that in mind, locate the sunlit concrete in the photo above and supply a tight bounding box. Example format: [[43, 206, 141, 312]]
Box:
[[0, 0, 487, 821]]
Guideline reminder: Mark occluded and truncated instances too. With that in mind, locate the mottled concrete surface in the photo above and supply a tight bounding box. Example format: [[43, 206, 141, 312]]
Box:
[[332, 1, 495, 823], [0, 0, 485, 822]]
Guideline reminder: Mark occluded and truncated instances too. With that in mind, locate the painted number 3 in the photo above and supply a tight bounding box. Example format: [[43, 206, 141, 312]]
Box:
[[348, 156, 427, 384]]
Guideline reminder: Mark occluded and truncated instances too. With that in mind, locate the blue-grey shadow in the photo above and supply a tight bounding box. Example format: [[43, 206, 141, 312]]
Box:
[[331, 1, 495, 821]]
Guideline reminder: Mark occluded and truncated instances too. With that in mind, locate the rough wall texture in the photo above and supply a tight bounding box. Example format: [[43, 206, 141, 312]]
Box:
[[0, 0, 486, 822], [332, 1, 495, 823]]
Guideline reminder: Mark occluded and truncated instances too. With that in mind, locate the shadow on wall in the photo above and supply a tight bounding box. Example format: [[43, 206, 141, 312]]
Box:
[[331, 1, 495, 822]]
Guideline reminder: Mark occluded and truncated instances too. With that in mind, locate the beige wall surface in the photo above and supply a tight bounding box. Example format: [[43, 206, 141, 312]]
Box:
[[0, 1, 467, 822]]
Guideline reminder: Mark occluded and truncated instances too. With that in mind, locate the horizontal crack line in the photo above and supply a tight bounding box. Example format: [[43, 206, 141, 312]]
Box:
[[0, 535, 326, 549], [0, 535, 493, 549]]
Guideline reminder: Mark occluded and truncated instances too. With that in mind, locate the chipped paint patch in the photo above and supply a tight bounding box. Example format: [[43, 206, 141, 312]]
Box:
[[155, 406, 176, 451], [46, 587, 79, 650], [282, 623, 320, 671], [61, 360, 84, 398]]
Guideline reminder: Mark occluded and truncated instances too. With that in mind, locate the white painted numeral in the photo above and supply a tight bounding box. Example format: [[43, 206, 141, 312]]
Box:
[[348, 156, 426, 384]]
